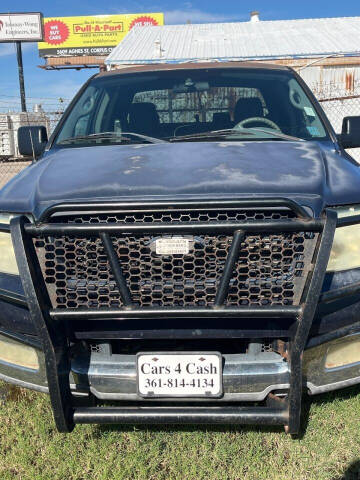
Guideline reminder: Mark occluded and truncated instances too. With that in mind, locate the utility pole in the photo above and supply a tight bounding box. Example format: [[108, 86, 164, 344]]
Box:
[[16, 41, 27, 112]]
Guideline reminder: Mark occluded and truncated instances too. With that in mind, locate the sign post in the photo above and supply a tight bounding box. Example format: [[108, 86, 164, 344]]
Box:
[[0, 12, 44, 112]]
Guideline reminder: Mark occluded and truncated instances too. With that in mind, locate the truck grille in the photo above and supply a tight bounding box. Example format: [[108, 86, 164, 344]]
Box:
[[51, 208, 296, 225], [33, 208, 318, 310]]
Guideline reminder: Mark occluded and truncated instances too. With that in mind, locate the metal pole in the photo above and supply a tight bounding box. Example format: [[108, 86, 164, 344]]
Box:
[[15, 41, 27, 112]]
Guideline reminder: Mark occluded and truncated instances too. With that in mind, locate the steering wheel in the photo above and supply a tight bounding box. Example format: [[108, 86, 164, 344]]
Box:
[[235, 117, 282, 132]]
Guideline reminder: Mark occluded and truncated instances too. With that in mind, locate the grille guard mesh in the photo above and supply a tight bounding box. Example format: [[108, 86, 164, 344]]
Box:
[[33, 207, 318, 310]]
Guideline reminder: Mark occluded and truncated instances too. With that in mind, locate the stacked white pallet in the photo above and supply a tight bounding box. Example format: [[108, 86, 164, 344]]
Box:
[[0, 115, 14, 158]]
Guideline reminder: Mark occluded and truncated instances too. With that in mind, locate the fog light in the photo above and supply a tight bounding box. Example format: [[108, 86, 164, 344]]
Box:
[[0, 231, 19, 275], [0, 338, 39, 370], [325, 337, 360, 369]]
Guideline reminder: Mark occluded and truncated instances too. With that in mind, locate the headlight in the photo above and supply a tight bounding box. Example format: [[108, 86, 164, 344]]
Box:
[[325, 335, 360, 369], [327, 205, 360, 272], [0, 213, 19, 275], [0, 336, 39, 370]]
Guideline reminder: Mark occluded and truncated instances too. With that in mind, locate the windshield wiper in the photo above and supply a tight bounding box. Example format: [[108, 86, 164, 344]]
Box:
[[58, 132, 167, 145], [169, 130, 257, 142], [170, 127, 304, 143], [233, 127, 305, 142]]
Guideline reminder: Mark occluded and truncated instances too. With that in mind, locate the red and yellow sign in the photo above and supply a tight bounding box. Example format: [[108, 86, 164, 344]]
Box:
[[38, 13, 164, 57]]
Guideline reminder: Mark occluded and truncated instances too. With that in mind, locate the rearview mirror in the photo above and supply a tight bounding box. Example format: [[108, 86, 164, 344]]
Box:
[[18, 125, 48, 159], [339, 116, 360, 149], [173, 79, 209, 93]]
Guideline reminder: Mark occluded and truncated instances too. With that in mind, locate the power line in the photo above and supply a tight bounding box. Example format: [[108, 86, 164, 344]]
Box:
[[0, 94, 70, 101]]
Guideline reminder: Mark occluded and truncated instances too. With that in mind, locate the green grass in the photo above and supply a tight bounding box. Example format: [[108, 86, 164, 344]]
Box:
[[0, 382, 360, 480]]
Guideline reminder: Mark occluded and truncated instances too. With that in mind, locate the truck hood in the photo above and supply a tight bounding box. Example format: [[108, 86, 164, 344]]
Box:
[[1, 140, 360, 219]]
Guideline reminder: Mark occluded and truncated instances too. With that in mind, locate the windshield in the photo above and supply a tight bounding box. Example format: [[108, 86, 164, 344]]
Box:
[[54, 68, 329, 147]]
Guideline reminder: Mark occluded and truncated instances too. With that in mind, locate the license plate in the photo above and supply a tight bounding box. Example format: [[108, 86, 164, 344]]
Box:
[[137, 352, 223, 398]]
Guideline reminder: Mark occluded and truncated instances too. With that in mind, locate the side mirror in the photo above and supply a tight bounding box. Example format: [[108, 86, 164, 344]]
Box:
[[339, 116, 360, 149], [18, 125, 48, 159]]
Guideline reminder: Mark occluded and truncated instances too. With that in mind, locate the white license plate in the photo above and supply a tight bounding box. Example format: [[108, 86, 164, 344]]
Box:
[[137, 352, 222, 398]]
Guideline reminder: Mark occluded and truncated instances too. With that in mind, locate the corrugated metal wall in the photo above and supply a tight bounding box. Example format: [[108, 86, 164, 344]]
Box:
[[300, 65, 360, 98]]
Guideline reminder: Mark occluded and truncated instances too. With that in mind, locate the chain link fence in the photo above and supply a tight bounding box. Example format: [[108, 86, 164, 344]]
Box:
[[0, 95, 69, 188], [312, 78, 360, 162], [1, 82, 360, 188], [0, 160, 33, 189]]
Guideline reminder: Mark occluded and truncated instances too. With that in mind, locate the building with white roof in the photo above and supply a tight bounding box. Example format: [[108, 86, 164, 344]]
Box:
[[106, 14, 360, 99], [106, 15, 360, 66]]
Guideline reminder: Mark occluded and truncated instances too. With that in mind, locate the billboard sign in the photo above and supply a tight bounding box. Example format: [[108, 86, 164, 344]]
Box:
[[0, 12, 43, 42], [38, 13, 164, 57]]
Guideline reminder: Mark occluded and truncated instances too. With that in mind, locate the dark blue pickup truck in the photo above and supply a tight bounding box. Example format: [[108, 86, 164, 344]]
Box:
[[1, 62, 360, 434]]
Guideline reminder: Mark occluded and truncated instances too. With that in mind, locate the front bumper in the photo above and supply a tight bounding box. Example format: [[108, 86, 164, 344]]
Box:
[[1, 325, 360, 402], [2, 203, 360, 433]]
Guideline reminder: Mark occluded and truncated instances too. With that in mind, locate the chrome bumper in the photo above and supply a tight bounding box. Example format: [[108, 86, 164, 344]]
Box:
[[1, 331, 359, 400]]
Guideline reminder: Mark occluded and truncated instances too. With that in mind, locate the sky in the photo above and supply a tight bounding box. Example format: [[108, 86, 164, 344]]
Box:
[[1, 0, 360, 108]]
